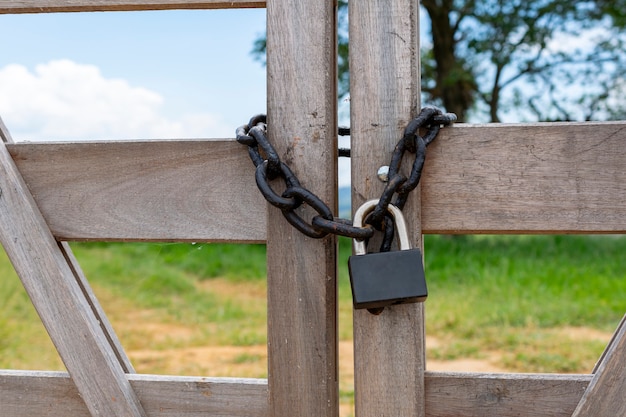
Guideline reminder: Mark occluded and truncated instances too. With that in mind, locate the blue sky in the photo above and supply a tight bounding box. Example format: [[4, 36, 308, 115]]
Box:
[[0, 8, 353, 186], [0, 9, 268, 141], [2, 8, 611, 188]]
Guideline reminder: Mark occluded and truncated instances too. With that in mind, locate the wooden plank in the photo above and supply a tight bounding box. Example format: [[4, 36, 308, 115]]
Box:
[[423, 122, 626, 234], [349, 2, 425, 417], [0, 0, 264, 14], [0, 371, 268, 417], [0, 115, 13, 143], [425, 372, 591, 417], [60, 241, 136, 373], [1, 370, 592, 417], [593, 313, 626, 373], [8, 140, 265, 243], [0, 140, 147, 417], [265, 1, 338, 417], [2, 115, 135, 374], [571, 313, 626, 416], [5, 122, 625, 242]]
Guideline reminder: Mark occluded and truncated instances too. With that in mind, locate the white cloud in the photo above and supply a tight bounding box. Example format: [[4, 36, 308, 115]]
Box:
[[0, 60, 231, 141], [546, 25, 612, 55]]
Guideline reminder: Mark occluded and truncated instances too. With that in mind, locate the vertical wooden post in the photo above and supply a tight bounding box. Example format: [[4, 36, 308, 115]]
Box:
[[266, 2, 339, 417], [350, 2, 425, 417]]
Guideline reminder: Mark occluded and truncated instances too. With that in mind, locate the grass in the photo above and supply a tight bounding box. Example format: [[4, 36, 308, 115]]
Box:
[[1, 235, 625, 374], [423, 235, 626, 372]]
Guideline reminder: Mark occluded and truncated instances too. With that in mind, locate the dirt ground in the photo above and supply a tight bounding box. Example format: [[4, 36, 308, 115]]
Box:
[[117, 319, 612, 417], [128, 338, 510, 378]]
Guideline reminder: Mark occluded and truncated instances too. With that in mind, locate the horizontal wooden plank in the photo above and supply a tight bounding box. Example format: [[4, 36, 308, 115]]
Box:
[[7, 122, 626, 241], [8, 140, 266, 242], [1, 370, 590, 417], [425, 372, 591, 417], [0, 371, 268, 417], [422, 122, 626, 233], [0, 0, 264, 14]]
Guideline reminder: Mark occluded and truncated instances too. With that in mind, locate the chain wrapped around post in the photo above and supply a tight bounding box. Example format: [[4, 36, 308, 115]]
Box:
[[236, 107, 456, 247]]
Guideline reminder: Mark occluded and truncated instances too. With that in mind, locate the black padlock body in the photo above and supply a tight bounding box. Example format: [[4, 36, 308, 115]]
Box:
[[348, 248, 427, 310]]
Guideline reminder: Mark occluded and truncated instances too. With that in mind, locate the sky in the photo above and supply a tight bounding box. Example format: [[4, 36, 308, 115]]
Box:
[[1, 8, 613, 188], [0, 8, 358, 186], [0, 9, 268, 141]]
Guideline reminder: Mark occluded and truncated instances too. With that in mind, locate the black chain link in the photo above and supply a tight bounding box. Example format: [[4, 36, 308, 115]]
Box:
[[236, 107, 456, 246]]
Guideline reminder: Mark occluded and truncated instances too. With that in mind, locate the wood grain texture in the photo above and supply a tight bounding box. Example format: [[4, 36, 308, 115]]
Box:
[[0, 0, 264, 13], [8, 140, 265, 242], [5, 123, 625, 242], [0, 141, 146, 416], [3, 113, 135, 375], [60, 241, 136, 373], [423, 122, 626, 233], [0, 115, 13, 143], [0, 371, 268, 417], [1, 370, 591, 417], [571, 314, 626, 417], [349, 2, 425, 417], [593, 314, 626, 373], [266, 1, 338, 416], [425, 372, 591, 417]]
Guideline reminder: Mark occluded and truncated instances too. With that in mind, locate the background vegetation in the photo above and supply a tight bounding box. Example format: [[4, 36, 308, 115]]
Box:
[[1, 235, 624, 374], [253, 0, 626, 122]]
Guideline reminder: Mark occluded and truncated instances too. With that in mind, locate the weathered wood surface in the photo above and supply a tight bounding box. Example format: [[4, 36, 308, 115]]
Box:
[[593, 313, 626, 373], [2, 117, 135, 375], [572, 314, 626, 417], [0, 370, 592, 417], [0, 140, 146, 416], [7, 122, 624, 243], [0, 115, 13, 143], [425, 372, 591, 417], [0, 371, 268, 417], [0, 0, 264, 13], [8, 140, 265, 242], [266, 1, 338, 417], [59, 241, 136, 373], [424, 122, 626, 233], [350, 2, 425, 417]]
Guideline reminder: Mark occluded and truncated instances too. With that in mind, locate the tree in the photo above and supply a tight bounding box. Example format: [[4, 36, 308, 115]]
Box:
[[421, 0, 626, 122], [252, 0, 626, 122]]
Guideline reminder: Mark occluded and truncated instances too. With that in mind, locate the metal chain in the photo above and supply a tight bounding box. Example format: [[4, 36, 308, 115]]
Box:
[[236, 107, 456, 246]]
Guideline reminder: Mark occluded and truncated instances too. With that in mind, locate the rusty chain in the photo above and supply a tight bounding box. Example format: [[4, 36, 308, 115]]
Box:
[[236, 107, 456, 249]]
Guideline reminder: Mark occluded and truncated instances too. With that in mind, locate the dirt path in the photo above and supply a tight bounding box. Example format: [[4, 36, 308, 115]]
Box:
[[127, 339, 508, 378], [118, 319, 612, 417]]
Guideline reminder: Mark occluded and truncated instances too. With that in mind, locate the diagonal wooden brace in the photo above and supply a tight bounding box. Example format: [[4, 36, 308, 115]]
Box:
[[0, 125, 145, 416], [571, 314, 626, 417], [0, 115, 135, 375]]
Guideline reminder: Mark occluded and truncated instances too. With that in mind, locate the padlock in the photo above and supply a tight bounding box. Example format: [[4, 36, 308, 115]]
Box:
[[348, 199, 427, 310]]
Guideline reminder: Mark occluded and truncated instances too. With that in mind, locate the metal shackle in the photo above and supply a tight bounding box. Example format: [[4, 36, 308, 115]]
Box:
[[352, 199, 410, 254]]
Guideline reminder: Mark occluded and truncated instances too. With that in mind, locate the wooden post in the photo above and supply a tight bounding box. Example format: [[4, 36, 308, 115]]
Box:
[[349, 2, 426, 417], [266, 1, 338, 417]]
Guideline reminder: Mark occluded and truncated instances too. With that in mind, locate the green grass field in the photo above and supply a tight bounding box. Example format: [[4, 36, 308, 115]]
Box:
[[1, 235, 625, 373]]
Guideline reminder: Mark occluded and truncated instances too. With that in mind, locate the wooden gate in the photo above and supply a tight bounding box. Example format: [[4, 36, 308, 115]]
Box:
[[1, 1, 625, 417]]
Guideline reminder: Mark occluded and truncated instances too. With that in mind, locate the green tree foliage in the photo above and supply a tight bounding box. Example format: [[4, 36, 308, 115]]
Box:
[[422, 0, 626, 122], [252, 0, 626, 122]]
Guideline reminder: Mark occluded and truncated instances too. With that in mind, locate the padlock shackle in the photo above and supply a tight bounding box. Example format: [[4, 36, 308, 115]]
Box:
[[352, 199, 410, 254]]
